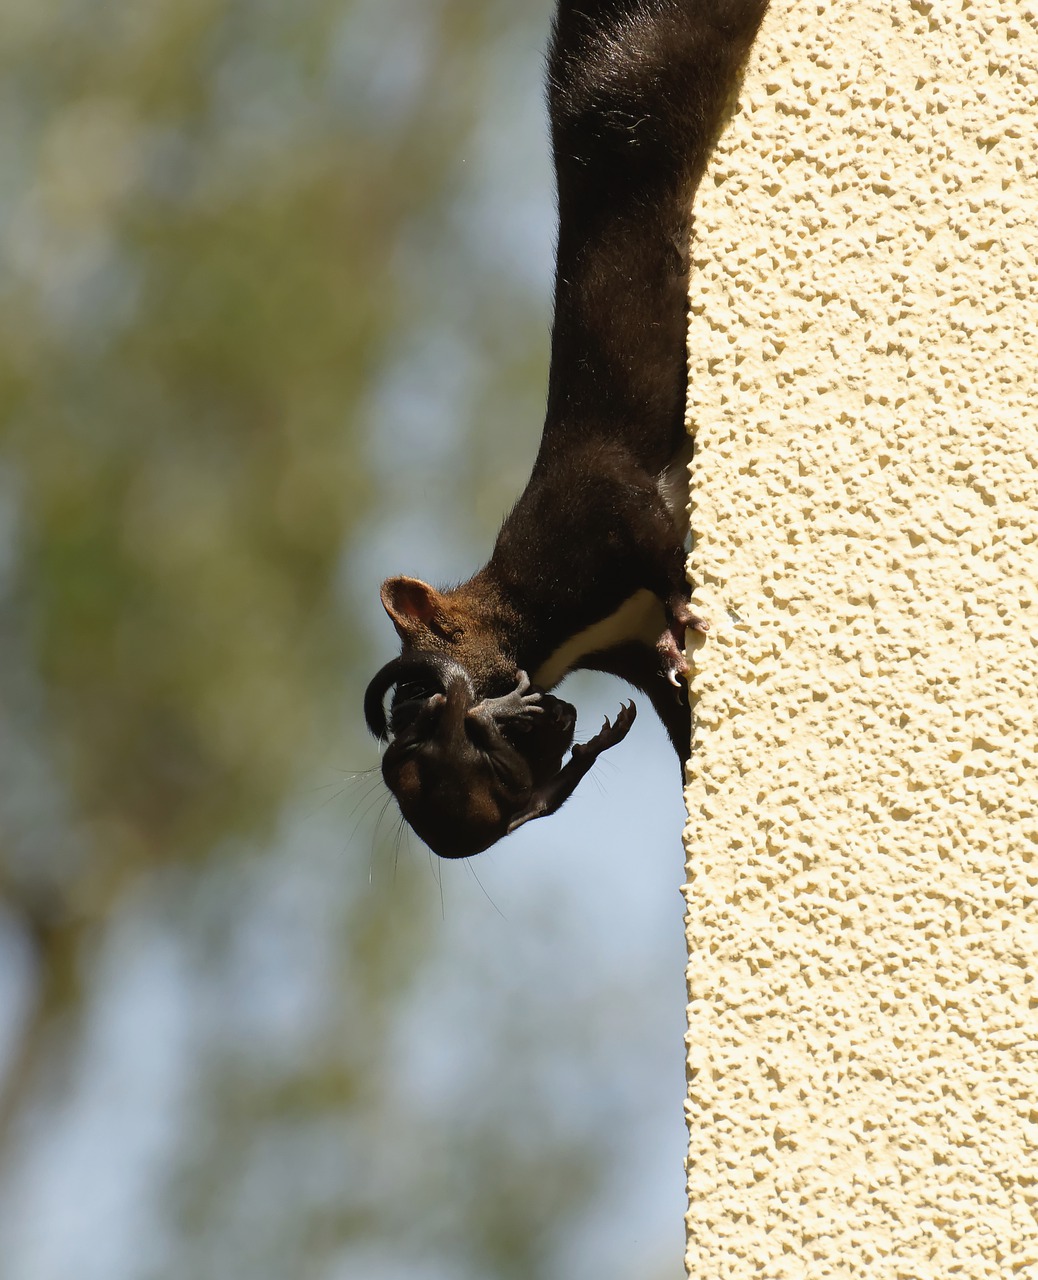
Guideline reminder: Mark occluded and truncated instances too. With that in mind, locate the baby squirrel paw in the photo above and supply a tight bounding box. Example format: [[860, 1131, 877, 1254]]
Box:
[[475, 670, 544, 721], [572, 701, 637, 759]]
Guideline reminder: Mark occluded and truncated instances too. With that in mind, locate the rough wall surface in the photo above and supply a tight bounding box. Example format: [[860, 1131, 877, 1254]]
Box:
[[682, 1, 1038, 1275]]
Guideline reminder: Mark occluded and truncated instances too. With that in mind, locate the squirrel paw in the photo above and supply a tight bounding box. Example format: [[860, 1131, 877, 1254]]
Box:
[[671, 599, 709, 635], [657, 599, 708, 686], [657, 630, 689, 687]]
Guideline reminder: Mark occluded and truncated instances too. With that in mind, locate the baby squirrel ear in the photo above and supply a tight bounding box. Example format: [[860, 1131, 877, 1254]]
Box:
[[381, 577, 456, 643]]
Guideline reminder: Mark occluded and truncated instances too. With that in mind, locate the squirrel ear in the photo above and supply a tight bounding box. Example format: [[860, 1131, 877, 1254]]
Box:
[[381, 577, 445, 639]]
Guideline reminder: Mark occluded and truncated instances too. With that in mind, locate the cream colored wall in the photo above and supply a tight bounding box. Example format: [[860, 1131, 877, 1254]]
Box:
[[682, 1, 1038, 1274]]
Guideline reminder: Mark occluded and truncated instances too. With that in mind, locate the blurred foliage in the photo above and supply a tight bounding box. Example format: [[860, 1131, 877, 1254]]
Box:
[[0, 1, 684, 1277], [0, 0, 460, 1156], [1, 0, 488, 904]]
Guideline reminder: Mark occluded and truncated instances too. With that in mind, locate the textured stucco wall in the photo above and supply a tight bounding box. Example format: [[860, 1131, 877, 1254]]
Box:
[[682, 1, 1038, 1275]]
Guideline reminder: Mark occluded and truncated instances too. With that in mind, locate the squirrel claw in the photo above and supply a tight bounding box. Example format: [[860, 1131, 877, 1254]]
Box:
[[671, 599, 709, 634], [657, 629, 689, 686], [572, 701, 637, 759], [658, 596, 708, 683]]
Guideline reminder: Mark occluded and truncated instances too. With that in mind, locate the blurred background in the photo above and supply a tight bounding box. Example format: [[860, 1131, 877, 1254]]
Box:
[[0, 0, 691, 1276]]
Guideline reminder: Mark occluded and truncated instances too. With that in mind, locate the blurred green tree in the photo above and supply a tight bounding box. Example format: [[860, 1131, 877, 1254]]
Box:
[[0, 2, 685, 1277]]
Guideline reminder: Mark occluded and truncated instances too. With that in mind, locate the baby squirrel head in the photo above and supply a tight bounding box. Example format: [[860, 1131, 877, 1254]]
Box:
[[364, 652, 577, 859]]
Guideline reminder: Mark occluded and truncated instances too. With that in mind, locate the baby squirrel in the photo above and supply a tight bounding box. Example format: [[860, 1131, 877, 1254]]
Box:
[[366, 0, 768, 857]]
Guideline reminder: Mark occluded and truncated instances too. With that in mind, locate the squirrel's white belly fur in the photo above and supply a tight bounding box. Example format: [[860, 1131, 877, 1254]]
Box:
[[533, 454, 688, 689], [533, 589, 664, 690]]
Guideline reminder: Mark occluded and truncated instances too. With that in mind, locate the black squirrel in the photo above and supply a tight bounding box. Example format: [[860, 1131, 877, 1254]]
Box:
[[366, 0, 768, 857]]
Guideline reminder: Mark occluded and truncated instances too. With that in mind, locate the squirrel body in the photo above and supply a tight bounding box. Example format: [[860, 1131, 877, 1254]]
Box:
[[365, 0, 768, 857]]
